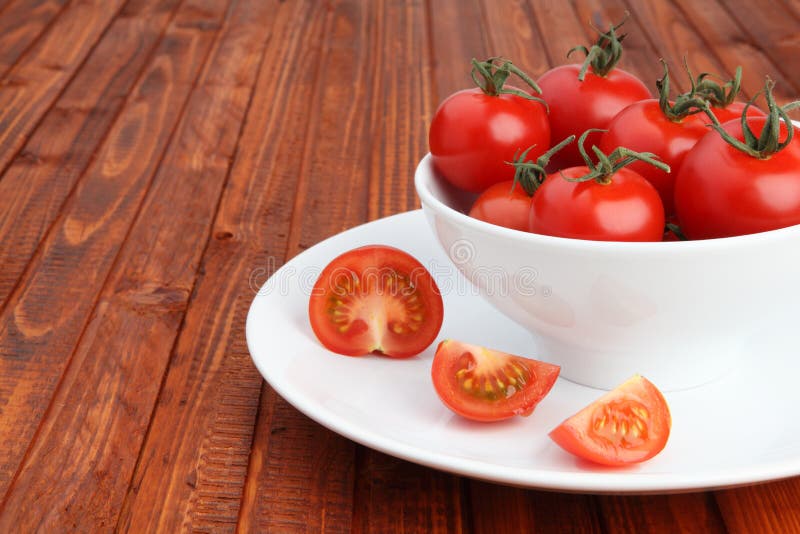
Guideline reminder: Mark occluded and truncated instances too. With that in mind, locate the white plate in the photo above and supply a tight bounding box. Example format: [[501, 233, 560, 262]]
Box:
[[246, 210, 800, 493]]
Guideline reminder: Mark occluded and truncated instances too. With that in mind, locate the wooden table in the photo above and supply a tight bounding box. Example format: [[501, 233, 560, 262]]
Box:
[[1, 0, 799, 531]]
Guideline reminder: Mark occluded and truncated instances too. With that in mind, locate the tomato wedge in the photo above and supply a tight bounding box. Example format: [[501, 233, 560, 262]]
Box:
[[549, 375, 671, 466], [431, 340, 560, 422], [308, 245, 443, 358]]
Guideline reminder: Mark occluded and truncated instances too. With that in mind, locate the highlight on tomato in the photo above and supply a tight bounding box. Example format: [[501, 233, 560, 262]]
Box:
[[308, 245, 444, 358], [549, 375, 671, 466], [429, 57, 551, 193], [526, 129, 667, 241], [431, 339, 560, 422], [468, 136, 575, 231], [674, 78, 800, 239], [537, 16, 651, 171]]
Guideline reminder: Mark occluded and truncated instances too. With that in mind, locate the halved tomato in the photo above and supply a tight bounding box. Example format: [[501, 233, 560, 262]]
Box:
[[431, 340, 560, 422], [549, 375, 671, 466], [308, 245, 443, 358]]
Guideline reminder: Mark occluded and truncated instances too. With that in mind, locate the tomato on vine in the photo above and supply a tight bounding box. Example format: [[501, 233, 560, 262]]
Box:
[[429, 58, 551, 193], [537, 16, 651, 171], [598, 61, 714, 215], [674, 79, 800, 239], [468, 136, 575, 231], [526, 129, 667, 242]]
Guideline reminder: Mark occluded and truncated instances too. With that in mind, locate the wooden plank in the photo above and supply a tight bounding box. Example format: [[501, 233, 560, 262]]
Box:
[[715, 480, 800, 534], [479, 0, 550, 78], [0, 0, 68, 75], [618, 0, 728, 95], [427, 0, 488, 102], [571, 0, 665, 92], [716, 0, 800, 96], [0, 0, 126, 176], [469, 483, 603, 533], [0, 0, 182, 329], [0, 0, 229, 504], [597, 494, 726, 534], [0, 0, 271, 530], [115, 1, 350, 531], [526, 0, 591, 69], [670, 0, 798, 105], [353, 451, 464, 534]]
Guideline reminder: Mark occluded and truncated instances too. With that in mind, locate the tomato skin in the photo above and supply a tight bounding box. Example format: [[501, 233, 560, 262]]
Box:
[[702, 101, 766, 125], [599, 100, 709, 215], [537, 65, 651, 170], [468, 180, 532, 231], [431, 340, 560, 422], [549, 375, 671, 466], [529, 167, 665, 241], [429, 88, 550, 193], [308, 245, 444, 358], [674, 117, 800, 239]]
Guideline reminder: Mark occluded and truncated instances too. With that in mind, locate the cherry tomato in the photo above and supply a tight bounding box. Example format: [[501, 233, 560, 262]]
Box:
[[308, 245, 443, 358], [468, 180, 533, 231], [549, 375, 671, 466], [703, 101, 766, 124], [539, 65, 651, 170], [674, 116, 800, 239], [431, 340, 560, 422], [599, 100, 709, 215], [529, 166, 665, 242], [429, 87, 550, 193]]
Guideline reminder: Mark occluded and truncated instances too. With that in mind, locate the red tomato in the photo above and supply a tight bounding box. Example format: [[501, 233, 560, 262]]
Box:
[[674, 117, 800, 239], [549, 375, 671, 466], [529, 166, 665, 241], [703, 101, 766, 124], [431, 340, 560, 422], [538, 65, 651, 170], [308, 245, 443, 358], [468, 180, 533, 231], [599, 100, 709, 215], [429, 87, 550, 193]]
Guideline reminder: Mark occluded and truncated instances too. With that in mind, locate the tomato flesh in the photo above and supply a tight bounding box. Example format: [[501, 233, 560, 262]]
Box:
[[549, 375, 671, 466], [309, 245, 444, 358], [431, 340, 560, 422]]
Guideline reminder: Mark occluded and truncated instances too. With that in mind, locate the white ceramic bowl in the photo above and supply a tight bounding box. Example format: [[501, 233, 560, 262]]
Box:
[[415, 153, 800, 391]]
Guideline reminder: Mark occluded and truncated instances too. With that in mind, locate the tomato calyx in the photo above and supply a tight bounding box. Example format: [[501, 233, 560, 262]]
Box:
[[470, 57, 547, 107], [655, 59, 710, 122], [703, 77, 800, 159], [695, 65, 742, 109], [509, 135, 576, 195], [568, 14, 628, 80], [565, 129, 670, 185]]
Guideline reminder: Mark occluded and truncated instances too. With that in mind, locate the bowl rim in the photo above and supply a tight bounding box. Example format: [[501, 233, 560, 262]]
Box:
[[414, 152, 800, 253]]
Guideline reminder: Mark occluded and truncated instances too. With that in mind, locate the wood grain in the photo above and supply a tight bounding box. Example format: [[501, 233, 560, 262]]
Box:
[[0, 0, 230, 506], [0, 0, 126, 176], [118, 1, 351, 531], [0, 1, 798, 532], [0, 0, 275, 530], [0, 0, 68, 75], [0, 0, 182, 331]]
